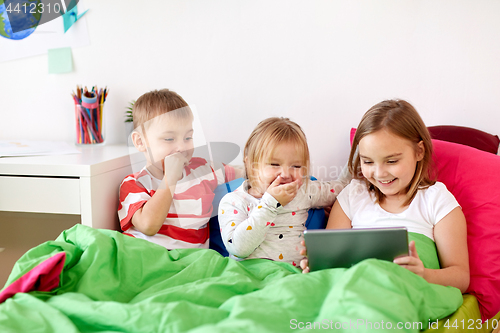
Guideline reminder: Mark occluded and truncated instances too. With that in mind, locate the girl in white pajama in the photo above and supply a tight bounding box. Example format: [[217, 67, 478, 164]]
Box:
[[218, 117, 350, 266]]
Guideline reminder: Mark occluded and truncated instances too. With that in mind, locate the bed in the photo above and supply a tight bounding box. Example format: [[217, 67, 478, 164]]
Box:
[[0, 126, 499, 333]]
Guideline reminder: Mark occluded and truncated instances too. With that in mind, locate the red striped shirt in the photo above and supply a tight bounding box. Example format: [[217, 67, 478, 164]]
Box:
[[118, 158, 234, 248]]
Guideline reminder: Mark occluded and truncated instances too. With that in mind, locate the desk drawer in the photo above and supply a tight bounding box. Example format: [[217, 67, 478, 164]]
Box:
[[0, 176, 80, 214]]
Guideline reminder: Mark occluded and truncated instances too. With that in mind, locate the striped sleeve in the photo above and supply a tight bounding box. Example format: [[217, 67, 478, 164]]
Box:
[[117, 173, 152, 231]]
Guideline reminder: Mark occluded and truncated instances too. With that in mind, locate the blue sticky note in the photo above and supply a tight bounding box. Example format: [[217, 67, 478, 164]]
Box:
[[48, 47, 73, 74], [62, 0, 89, 33]]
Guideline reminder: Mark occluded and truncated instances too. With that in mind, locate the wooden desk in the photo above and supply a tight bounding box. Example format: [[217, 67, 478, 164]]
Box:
[[0, 145, 145, 230]]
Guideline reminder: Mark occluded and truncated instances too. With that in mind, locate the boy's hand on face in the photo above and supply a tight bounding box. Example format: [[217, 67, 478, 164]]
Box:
[[162, 153, 189, 187], [266, 176, 302, 207]]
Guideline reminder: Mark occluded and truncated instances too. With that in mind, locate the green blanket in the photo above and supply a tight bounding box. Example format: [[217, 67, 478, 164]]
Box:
[[0, 225, 462, 332]]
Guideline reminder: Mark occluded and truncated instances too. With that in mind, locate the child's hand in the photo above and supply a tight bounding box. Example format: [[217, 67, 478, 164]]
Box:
[[299, 240, 310, 273], [393, 241, 425, 278], [162, 153, 189, 186], [266, 176, 302, 207]]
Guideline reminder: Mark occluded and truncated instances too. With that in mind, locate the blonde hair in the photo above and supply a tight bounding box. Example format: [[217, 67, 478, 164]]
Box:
[[132, 89, 191, 130], [244, 117, 310, 187], [349, 99, 435, 206]]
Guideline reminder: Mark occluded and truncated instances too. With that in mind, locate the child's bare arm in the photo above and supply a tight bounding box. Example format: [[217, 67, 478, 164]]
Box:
[[325, 200, 352, 229], [131, 188, 173, 236], [394, 207, 470, 293], [131, 153, 188, 236]]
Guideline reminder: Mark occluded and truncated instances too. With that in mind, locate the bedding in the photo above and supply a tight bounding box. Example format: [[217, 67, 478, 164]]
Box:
[[2, 126, 498, 332], [424, 295, 500, 333], [431, 139, 500, 321], [0, 224, 462, 333]]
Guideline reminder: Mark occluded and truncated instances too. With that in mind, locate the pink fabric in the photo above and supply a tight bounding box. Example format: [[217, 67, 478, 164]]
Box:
[[0, 252, 66, 303], [432, 139, 500, 320], [350, 127, 356, 146]]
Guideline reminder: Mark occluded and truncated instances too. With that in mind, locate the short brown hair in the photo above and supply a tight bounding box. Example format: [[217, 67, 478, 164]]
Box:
[[244, 117, 310, 187], [349, 99, 435, 206], [132, 89, 190, 130]]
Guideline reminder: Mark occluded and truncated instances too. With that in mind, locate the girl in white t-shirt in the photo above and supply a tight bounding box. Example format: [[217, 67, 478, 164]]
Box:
[[301, 100, 469, 293]]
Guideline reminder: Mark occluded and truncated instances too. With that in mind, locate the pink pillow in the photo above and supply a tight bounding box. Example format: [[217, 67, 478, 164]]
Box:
[[350, 127, 356, 146], [432, 139, 500, 320], [349, 128, 500, 320]]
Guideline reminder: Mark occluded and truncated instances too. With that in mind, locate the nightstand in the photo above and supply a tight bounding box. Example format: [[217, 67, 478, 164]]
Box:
[[0, 145, 144, 230]]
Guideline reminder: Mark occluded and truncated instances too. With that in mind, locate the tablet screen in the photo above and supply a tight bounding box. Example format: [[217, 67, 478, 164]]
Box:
[[304, 227, 408, 271]]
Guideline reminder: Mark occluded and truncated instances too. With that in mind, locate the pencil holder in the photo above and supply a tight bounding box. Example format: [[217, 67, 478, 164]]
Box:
[[74, 100, 105, 145], [72, 86, 108, 145]]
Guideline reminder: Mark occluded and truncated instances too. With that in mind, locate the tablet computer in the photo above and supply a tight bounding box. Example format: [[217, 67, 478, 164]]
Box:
[[303, 227, 408, 271]]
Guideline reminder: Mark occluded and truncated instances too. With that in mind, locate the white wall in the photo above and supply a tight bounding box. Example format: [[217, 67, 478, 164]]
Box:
[[2, 0, 500, 179]]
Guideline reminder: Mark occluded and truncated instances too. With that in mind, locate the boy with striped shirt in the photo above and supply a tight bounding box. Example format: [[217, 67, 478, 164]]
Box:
[[118, 89, 240, 249]]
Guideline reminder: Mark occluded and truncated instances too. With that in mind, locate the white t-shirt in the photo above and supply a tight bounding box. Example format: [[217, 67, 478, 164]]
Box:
[[337, 179, 460, 241]]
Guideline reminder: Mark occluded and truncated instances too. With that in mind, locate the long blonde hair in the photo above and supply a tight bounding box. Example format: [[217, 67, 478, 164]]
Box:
[[349, 100, 435, 205], [244, 117, 310, 188]]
